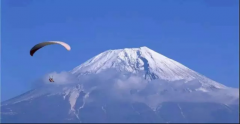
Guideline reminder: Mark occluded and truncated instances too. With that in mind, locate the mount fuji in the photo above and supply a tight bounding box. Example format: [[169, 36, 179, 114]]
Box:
[[1, 46, 239, 123]]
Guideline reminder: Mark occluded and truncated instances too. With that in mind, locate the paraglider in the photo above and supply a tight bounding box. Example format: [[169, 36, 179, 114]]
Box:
[[30, 41, 71, 82]]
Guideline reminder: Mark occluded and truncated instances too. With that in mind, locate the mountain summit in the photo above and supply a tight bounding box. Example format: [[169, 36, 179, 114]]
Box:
[[72, 46, 193, 81], [1, 46, 239, 123], [71, 46, 225, 89]]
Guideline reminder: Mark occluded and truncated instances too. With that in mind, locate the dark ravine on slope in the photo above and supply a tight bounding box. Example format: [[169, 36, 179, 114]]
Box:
[[1, 47, 239, 123]]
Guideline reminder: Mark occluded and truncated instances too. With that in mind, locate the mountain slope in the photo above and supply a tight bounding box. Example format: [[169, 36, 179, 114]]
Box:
[[1, 46, 239, 123]]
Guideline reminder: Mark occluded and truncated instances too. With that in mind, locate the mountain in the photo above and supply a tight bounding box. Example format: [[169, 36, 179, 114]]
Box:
[[1, 46, 239, 123], [72, 46, 226, 87]]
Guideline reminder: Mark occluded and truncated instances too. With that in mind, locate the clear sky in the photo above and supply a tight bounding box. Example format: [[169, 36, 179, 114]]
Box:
[[1, 0, 239, 101]]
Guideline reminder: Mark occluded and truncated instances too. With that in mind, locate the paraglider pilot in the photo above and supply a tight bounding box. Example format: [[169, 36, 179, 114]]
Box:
[[49, 77, 54, 82]]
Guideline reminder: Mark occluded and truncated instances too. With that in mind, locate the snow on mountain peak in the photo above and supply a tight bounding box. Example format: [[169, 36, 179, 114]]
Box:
[[71, 46, 226, 89]]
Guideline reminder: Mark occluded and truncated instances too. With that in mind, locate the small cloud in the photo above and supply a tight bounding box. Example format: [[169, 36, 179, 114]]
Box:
[[32, 71, 79, 88], [114, 76, 147, 91], [43, 71, 79, 85]]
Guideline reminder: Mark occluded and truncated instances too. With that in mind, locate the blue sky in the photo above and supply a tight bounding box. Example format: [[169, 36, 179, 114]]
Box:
[[1, 0, 239, 101]]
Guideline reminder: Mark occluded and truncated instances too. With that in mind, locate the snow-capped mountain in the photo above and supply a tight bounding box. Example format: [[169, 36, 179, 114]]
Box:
[[72, 47, 225, 86], [72, 46, 203, 81], [1, 46, 239, 123]]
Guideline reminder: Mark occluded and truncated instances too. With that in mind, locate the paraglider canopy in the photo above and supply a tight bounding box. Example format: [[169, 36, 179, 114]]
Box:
[[30, 41, 71, 56]]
